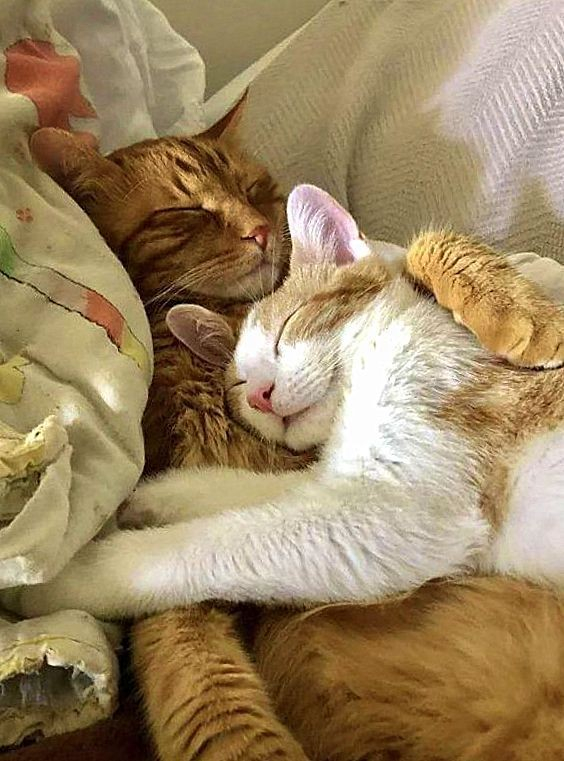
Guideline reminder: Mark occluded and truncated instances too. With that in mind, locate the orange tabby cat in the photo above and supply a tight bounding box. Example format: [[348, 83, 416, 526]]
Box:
[[30, 122, 564, 761], [126, 222, 564, 761], [30, 112, 311, 761], [256, 577, 564, 761]]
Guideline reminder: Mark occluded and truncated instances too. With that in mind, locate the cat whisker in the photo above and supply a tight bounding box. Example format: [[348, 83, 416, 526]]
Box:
[[145, 267, 220, 310], [144, 267, 208, 307], [144, 279, 185, 308]]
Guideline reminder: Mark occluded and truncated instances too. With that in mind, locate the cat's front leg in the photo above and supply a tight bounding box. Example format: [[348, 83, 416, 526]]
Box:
[[407, 232, 564, 368], [8, 475, 490, 621], [118, 467, 312, 528]]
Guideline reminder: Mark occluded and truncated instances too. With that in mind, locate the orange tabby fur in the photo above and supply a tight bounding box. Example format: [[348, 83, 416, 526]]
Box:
[[31, 121, 311, 761], [32, 125, 564, 761], [407, 231, 564, 369], [133, 605, 307, 761], [256, 577, 564, 761]]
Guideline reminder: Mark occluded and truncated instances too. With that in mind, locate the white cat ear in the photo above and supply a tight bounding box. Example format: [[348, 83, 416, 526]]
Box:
[[287, 184, 371, 268], [166, 305, 235, 368]]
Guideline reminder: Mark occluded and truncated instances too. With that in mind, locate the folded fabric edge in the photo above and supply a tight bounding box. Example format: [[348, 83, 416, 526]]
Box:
[[0, 609, 120, 747]]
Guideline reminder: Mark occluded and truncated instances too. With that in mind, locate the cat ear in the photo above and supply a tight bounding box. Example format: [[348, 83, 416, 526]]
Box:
[[198, 90, 248, 142], [287, 184, 371, 268], [30, 128, 99, 178], [30, 128, 122, 199], [166, 305, 235, 368]]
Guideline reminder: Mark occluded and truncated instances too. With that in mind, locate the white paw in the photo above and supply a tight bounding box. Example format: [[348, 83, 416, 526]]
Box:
[[117, 489, 162, 530], [2, 579, 71, 619]]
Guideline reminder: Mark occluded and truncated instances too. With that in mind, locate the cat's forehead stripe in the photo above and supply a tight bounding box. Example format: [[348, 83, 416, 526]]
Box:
[[173, 155, 201, 176], [254, 260, 390, 340]]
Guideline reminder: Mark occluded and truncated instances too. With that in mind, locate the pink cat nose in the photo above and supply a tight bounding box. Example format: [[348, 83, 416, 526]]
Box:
[[247, 383, 274, 413], [246, 225, 270, 251]]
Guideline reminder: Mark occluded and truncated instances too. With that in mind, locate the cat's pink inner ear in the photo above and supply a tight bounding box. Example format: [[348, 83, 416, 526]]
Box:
[[30, 128, 99, 180], [287, 184, 362, 267], [166, 305, 235, 368]]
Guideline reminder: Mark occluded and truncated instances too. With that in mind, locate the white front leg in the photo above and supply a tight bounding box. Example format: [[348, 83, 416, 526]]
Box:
[[119, 467, 312, 528], [7, 474, 489, 621]]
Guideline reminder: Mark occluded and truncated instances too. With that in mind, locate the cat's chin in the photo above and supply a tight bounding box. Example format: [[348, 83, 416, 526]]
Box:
[[283, 390, 339, 452]]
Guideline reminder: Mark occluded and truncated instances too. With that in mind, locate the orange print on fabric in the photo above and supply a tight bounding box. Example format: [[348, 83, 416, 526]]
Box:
[[5, 39, 97, 129], [16, 208, 33, 223], [86, 290, 124, 344]]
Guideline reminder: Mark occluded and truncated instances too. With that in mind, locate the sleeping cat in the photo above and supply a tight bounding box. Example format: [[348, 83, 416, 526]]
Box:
[[29, 117, 311, 761], [9, 185, 564, 618], [11, 134, 564, 761], [254, 576, 564, 761]]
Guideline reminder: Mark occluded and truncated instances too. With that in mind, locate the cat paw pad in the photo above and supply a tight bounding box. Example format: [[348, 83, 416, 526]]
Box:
[[491, 309, 564, 369]]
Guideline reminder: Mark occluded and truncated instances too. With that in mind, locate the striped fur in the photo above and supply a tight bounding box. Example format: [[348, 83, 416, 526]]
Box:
[[256, 578, 564, 761], [31, 123, 312, 760], [133, 606, 307, 761], [33, 128, 564, 761], [103, 134, 311, 761]]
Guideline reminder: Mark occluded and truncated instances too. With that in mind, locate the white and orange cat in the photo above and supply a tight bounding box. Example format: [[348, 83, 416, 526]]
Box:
[[7, 184, 564, 620]]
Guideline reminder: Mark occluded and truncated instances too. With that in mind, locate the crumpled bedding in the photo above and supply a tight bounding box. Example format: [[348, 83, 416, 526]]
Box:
[[0, 0, 205, 746]]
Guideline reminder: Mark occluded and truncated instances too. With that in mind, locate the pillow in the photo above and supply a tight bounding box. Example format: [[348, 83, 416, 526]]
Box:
[[0, 0, 205, 744]]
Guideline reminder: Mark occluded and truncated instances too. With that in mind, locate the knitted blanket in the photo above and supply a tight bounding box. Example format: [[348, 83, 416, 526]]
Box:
[[236, 0, 564, 264]]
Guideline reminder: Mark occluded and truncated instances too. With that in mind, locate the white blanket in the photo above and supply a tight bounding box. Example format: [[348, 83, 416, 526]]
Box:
[[234, 0, 564, 264], [0, 0, 205, 745]]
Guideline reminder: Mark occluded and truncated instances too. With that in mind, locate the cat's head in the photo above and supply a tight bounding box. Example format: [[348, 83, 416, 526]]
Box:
[[29, 102, 287, 303], [168, 185, 392, 452]]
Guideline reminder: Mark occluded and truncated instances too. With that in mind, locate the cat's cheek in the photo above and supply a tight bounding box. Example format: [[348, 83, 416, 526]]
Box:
[[285, 389, 340, 452]]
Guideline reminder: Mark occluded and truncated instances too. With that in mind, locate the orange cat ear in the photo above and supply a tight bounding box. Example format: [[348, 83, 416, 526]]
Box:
[[166, 305, 235, 368], [30, 128, 100, 181], [199, 90, 248, 142], [30, 127, 123, 201]]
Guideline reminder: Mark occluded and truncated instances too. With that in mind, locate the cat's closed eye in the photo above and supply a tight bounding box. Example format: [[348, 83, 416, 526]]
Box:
[[274, 307, 303, 355], [156, 206, 205, 215], [246, 180, 260, 195]]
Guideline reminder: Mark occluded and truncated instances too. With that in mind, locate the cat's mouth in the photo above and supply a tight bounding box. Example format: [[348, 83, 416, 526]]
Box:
[[232, 255, 283, 299], [259, 382, 339, 451], [282, 407, 311, 429], [227, 370, 338, 452]]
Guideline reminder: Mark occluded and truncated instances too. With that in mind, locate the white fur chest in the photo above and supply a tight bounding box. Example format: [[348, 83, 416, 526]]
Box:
[[324, 280, 487, 516], [486, 426, 564, 585]]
